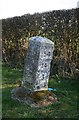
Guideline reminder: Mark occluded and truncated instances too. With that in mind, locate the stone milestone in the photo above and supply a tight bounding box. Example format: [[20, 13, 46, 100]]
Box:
[[22, 36, 54, 92]]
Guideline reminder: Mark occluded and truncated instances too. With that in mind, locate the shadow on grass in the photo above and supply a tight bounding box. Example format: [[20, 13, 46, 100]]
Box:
[[2, 64, 78, 118], [2, 85, 78, 118], [2, 86, 38, 118]]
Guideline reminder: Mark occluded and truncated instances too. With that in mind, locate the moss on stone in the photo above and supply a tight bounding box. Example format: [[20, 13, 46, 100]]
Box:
[[12, 87, 57, 107], [30, 90, 52, 101]]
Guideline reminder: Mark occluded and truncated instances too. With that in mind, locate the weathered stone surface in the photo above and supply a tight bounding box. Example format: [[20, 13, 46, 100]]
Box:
[[22, 36, 54, 92], [11, 36, 57, 107]]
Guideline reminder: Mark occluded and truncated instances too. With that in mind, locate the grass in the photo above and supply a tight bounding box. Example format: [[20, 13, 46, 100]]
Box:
[[2, 64, 79, 118]]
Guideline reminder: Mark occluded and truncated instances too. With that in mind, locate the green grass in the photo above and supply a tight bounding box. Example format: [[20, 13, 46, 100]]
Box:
[[2, 64, 79, 118]]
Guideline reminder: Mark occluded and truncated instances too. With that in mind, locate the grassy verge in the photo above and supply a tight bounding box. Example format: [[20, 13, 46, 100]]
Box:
[[2, 64, 78, 118]]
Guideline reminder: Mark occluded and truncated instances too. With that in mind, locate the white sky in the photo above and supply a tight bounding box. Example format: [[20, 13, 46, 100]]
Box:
[[0, 0, 78, 19]]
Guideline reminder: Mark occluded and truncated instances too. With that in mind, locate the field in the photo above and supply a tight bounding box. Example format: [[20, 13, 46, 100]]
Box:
[[2, 64, 78, 118]]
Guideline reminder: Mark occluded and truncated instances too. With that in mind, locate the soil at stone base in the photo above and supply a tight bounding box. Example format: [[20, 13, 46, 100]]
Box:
[[11, 87, 57, 107]]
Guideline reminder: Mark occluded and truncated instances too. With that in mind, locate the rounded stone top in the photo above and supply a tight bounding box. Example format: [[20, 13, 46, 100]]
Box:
[[29, 36, 54, 45]]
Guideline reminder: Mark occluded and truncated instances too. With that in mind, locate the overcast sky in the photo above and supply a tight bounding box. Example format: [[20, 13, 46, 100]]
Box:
[[0, 0, 78, 19]]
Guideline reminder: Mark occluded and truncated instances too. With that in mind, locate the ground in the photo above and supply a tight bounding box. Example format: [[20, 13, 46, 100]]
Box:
[[2, 64, 79, 118]]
